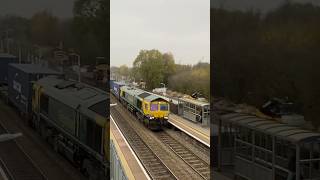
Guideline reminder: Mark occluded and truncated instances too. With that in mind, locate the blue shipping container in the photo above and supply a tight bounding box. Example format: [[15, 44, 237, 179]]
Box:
[[0, 54, 18, 84], [110, 81, 125, 99], [8, 64, 62, 114]]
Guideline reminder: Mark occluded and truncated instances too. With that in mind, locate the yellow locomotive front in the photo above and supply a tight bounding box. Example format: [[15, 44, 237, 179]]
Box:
[[142, 97, 170, 128]]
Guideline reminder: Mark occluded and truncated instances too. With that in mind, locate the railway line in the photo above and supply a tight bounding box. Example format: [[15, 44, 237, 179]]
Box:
[[111, 95, 209, 179], [80, 73, 210, 179], [0, 122, 46, 180], [111, 105, 177, 180], [155, 132, 210, 179]]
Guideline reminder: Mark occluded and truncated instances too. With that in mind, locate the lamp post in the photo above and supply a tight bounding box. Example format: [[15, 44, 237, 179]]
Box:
[[70, 53, 81, 82]]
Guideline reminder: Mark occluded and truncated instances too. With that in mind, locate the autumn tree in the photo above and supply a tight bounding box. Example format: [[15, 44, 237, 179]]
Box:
[[73, 0, 108, 63], [212, 2, 320, 127], [162, 52, 176, 84], [119, 65, 130, 77], [133, 49, 164, 89], [169, 62, 210, 98], [132, 49, 178, 89], [30, 11, 59, 46]]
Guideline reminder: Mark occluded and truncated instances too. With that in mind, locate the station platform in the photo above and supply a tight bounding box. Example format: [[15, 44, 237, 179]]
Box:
[[110, 116, 150, 180], [0, 166, 8, 180], [168, 114, 210, 147]]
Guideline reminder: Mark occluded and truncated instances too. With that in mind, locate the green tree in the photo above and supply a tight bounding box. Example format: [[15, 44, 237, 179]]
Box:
[[73, 0, 108, 63], [162, 52, 176, 84], [133, 49, 165, 90], [119, 65, 130, 77], [169, 62, 210, 98], [212, 2, 320, 127]]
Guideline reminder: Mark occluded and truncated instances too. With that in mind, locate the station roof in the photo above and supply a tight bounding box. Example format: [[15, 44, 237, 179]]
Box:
[[9, 64, 62, 74], [220, 112, 320, 144], [179, 97, 209, 107]]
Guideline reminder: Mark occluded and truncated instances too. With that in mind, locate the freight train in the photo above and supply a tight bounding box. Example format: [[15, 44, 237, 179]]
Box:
[[0, 63, 109, 180], [32, 76, 109, 179], [110, 80, 170, 130]]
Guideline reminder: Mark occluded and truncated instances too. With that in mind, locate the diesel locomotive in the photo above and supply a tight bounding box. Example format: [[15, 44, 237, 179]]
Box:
[[110, 81, 170, 130], [31, 76, 109, 179]]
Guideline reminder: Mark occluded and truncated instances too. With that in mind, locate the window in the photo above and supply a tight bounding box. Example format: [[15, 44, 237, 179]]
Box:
[[150, 103, 158, 111], [40, 93, 49, 115], [79, 116, 103, 154], [137, 100, 142, 110], [89, 100, 107, 117], [87, 119, 102, 153], [49, 98, 76, 135], [160, 104, 168, 111]]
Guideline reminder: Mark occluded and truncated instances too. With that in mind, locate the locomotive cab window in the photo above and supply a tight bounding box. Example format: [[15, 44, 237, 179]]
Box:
[[150, 103, 158, 111], [40, 93, 49, 115], [89, 100, 107, 117], [79, 116, 103, 154], [160, 103, 168, 111], [137, 99, 142, 110]]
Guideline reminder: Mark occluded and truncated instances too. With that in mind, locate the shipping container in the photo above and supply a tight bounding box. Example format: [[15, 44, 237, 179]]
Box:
[[110, 81, 125, 99], [0, 54, 18, 84], [8, 64, 63, 114]]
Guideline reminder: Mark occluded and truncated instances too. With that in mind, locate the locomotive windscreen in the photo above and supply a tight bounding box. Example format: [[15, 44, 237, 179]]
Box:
[[89, 100, 108, 117], [160, 104, 168, 111], [150, 103, 158, 111]]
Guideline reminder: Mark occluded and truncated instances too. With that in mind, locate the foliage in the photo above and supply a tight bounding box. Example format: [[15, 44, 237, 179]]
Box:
[[133, 49, 167, 90], [30, 11, 59, 46], [169, 62, 210, 98], [0, 0, 109, 66], [212, 2, 320, 126], [118, 65, 130, 77], [0, 15, 30, 43], [127, 49, 210, 98], [73, 0, 108, 63]]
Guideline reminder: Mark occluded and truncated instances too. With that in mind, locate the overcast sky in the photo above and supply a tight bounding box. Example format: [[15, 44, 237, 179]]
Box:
[[211, 0, 320, 12], [0, 0, 74, 18], [110, 0, 210, 67]]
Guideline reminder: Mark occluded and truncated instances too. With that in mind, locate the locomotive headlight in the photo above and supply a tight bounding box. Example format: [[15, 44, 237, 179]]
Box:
[[149, 116, 154, 119], [164, 116, 168, 119]]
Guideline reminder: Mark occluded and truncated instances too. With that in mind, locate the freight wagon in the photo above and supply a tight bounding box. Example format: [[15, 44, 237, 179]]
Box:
[[7, 64, 62, 120], [110, 80, 126, 99], [0, 53, 18, 84]]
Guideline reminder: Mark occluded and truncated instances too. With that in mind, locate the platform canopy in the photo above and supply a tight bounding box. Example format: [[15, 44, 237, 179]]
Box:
[[220, 112, 320, 144]]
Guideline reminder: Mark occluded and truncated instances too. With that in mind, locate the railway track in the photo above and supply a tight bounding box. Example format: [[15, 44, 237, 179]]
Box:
[[111, 106, 177, 180], [0, 122, 46, 180], [156, 132, 210, 179], [80, 76, 210, 179], [111, 95, 210, 179]]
